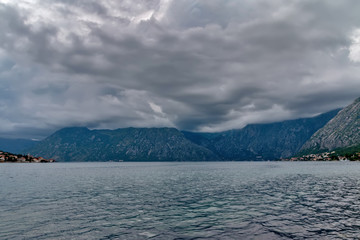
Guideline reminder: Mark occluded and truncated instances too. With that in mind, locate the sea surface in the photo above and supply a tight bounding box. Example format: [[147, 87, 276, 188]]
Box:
[[1, 162, 360, 239]]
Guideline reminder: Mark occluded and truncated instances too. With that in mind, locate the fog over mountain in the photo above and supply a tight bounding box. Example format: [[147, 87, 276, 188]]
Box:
[[1, 1, 360, 139]]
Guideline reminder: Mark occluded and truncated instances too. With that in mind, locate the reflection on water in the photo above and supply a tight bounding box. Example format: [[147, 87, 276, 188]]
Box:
[[1, 162, 360, 239]]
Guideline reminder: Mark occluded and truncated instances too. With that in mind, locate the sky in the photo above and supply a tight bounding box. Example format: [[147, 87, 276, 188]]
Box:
[[1, 0, 360, 139]]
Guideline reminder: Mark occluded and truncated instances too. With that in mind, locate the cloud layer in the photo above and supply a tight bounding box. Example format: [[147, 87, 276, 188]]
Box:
[[1, 0, 360, 138]]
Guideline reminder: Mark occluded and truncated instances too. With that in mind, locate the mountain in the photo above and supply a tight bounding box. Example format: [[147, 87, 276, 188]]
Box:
[[0, 138, 38, 153], [183, 109, 340, 160], [28, 127, 219, 162], [300, 97, 360, 154], [28, 109, 339, 161]]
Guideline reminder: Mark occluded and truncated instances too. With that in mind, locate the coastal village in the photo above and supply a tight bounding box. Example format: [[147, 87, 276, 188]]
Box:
[[283, 151, 360, 161], [0, 151, 55, 163]]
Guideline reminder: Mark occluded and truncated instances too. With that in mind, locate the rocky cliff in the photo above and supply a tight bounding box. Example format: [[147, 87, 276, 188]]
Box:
[[300, 97, 360, 153]]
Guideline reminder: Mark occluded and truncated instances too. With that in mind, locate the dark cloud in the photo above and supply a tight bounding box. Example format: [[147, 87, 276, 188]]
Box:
[[0, 0, 360, 138]]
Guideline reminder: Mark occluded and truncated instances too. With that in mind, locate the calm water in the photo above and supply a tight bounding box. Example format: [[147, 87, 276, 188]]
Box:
[[1, 162, 360, 239]]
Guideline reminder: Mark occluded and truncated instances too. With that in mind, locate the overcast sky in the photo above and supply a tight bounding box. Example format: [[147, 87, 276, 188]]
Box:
[[1, 0, 360, 139]]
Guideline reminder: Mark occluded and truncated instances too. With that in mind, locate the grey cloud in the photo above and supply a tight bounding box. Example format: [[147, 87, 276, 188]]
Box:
[[0, 0, 360, 138]]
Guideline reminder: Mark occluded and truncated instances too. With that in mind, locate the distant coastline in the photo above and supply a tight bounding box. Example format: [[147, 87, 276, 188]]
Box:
[[282, 150, 360, 162], [0, 151, 55, 163]]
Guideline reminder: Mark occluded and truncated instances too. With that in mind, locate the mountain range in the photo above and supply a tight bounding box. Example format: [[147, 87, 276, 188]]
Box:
[[183, 109, 339, 160], [19, 108, 339, 161], [2, 96, 359, 162], [26, 127, 218, 162]]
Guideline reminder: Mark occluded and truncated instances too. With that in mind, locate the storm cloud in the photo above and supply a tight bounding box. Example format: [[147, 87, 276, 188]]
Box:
[[1, 0, 360, 139]]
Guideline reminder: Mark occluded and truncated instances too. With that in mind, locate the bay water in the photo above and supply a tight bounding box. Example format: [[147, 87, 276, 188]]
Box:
[[1, 162, 360, 239]]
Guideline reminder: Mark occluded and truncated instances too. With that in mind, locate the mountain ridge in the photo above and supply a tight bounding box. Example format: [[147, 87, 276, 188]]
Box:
[[28, 127, 219, 162], [26, 109, 340, 161], [183, 109, 340, 160]]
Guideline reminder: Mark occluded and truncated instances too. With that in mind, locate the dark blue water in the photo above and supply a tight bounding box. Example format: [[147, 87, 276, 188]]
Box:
[[1, 162, 360, 239]]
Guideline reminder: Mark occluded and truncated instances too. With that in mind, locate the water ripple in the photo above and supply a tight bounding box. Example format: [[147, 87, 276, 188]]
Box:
[[1, 162, 360, 239]]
